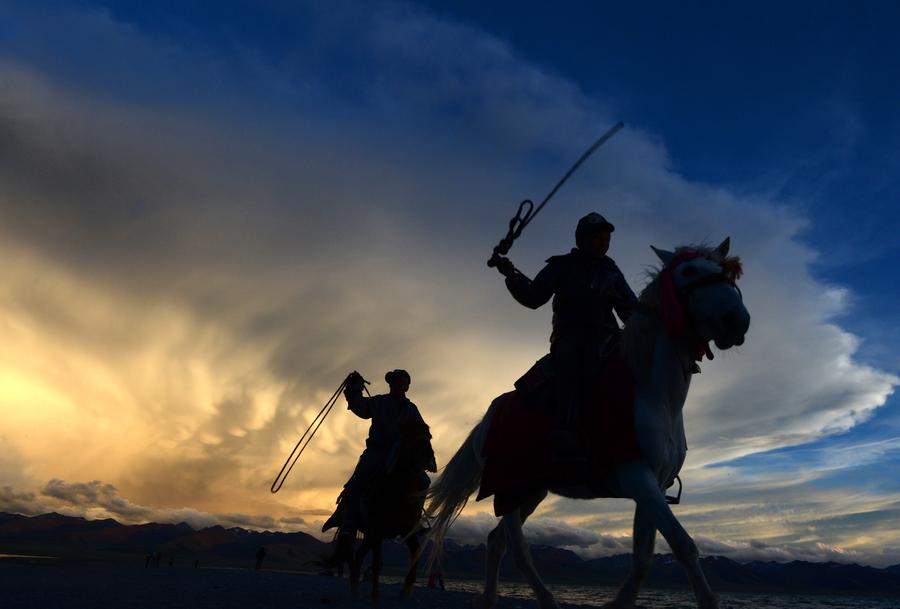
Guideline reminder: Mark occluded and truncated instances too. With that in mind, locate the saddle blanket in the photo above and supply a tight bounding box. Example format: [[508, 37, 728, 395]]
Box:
[[476, 353, 640, 515]]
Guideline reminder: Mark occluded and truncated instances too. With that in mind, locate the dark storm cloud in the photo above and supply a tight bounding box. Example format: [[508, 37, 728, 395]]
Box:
[[5, 478, 312, 533], [446, 513, 604, 549], [0, 486, 44, 515], [692, 536, 868, 564], [42, 479, 154, 519]]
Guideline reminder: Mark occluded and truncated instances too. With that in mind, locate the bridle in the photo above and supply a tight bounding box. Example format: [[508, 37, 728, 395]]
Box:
[[655, 250, 744, 363], [678, 262, 743, 302]]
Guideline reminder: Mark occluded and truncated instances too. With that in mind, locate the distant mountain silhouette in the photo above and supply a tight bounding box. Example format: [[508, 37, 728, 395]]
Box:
[[2, 512, 899, 594], [0, 512, 327, 568]]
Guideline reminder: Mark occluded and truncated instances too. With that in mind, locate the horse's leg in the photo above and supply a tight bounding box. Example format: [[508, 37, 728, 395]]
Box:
[[475, 523, 507, 609], [504, 491, 558, 609], [402, 533, 421, 598], [602, 505, 655, 609], [351, 535, 373, 600], [335, 531, 354, 579], [371, 536, 383, 601], [477, 490, 547, 609], [619, 465, 718, 609]]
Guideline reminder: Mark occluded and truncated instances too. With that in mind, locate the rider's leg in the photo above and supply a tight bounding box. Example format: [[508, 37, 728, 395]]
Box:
[[342, 449, 382, 533], [350, 534, 372, 600], [604, 505, 656, 609], [549, 337, 587, 463], [617, 464, 718, 609]]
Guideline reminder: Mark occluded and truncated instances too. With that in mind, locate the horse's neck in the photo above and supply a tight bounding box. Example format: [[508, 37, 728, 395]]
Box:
[[628, 321, 692, 414]]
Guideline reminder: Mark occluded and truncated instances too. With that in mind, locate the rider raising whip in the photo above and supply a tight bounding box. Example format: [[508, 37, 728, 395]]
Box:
[[493, 212, 638, 465]]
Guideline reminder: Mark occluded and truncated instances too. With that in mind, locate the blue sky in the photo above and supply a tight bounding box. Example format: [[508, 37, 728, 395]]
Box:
[[0, 0, 898, 566]]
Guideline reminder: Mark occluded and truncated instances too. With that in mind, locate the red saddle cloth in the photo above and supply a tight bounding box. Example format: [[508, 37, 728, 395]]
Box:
[[476, 352, 640, 515]]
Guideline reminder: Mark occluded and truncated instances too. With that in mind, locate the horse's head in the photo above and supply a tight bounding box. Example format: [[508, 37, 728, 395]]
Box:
[[397, 420, 438, 474], [650, 237, 750, 352]]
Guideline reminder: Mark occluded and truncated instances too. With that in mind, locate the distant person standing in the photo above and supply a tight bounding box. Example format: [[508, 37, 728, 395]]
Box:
[[427, 567, 445, 590], [255, 546, 267, 570]]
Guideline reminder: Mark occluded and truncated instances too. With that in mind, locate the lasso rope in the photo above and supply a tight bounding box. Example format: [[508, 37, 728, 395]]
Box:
[[270, 375, 370, 493]]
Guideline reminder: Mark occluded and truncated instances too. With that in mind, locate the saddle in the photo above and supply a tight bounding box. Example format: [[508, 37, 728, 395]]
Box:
[[477, 348, 640, 516]]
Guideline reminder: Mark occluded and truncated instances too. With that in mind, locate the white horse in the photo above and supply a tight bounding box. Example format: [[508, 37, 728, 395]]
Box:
[[425, 238, 750, 609]]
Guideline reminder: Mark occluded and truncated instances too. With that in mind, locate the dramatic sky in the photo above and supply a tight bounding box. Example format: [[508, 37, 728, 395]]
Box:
[[1, 1, 899, 566]]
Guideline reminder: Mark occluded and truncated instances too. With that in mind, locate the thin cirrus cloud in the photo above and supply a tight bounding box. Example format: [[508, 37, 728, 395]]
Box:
[[0, 1, 896, 565]]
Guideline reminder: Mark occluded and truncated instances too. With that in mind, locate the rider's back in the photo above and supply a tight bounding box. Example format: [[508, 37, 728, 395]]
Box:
[[505, 248, 637, 345], [348, 393, 425, 451]]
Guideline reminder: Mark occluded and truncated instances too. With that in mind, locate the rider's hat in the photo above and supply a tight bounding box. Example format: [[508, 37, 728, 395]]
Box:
[[385, 369, 411, 385], [575, 212, 615, 247]]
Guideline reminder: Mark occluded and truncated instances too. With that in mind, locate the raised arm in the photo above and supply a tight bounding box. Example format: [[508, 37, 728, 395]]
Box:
[[497, 258, 558, 310], [343, 372, 372, 419]]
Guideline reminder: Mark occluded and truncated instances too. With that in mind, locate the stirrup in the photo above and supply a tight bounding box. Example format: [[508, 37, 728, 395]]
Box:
[[665, 475, 682, 505]]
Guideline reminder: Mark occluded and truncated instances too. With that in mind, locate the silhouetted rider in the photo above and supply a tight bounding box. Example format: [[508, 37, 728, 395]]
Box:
[[333, 369, 427, 530], [493, 212, 638, 462]]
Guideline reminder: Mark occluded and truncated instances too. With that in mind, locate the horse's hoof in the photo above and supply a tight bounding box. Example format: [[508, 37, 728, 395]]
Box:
[[472, 594, 496, 609], [536, 595, 561, 609], [600, 601, 634, 609], [698, 594, 720, 609]]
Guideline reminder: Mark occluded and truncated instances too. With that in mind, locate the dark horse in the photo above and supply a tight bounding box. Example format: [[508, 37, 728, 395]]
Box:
[[323, 420, 437, 600]]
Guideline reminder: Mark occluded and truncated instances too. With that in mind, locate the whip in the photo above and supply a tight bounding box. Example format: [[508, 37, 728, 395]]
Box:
[[487, 121, 624, 267]]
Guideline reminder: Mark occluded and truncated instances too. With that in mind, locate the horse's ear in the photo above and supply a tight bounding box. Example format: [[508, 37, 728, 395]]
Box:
[[651, 245, 675, 265], [715, 237, 731, 258]]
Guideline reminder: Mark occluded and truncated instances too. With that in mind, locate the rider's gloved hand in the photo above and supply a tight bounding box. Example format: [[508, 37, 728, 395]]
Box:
[[345, 371, 367, 392], [493, 256, 516, 278]]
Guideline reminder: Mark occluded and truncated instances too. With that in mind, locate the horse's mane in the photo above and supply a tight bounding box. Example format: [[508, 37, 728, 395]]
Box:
[[621, 243, 742, 379]]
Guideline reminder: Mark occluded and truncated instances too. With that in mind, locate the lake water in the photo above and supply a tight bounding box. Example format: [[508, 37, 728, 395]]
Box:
[[0, 554, 55, 559], [444, 579, 899, 609]]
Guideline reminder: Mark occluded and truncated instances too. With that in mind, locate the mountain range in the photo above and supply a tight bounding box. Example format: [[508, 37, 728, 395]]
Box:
[[1, 512, 898, 595]]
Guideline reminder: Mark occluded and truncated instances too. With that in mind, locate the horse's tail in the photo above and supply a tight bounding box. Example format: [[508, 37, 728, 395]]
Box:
[[424, 395, 502, 572]]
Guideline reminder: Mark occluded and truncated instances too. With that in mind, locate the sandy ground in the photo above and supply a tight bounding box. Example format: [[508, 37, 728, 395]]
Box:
[[0, 557, 571, 609], [4, 557, 893, 609]]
